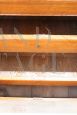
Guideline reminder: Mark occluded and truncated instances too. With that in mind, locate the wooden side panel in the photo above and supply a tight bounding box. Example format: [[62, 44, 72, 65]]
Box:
[[31, 86, 68, 97]]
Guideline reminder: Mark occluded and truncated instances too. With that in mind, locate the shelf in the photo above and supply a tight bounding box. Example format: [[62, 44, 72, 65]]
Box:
[[0, 98, 77, 112], [0, 35, 77, 53], [0, 0, 77, 16], [0, 71, 77, 86]]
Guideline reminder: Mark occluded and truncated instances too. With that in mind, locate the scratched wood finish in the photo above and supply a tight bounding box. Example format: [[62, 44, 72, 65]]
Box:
[[0, 0, 77, 16]]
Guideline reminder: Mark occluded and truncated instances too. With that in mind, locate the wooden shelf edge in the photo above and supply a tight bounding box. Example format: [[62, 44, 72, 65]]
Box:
[[0, 35, 77, 53], [1, 80, 77, 86], [0, 72, 77, 86], [0, 0, 77, 16]]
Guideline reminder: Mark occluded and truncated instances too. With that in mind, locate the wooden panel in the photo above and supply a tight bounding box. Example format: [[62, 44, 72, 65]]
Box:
[[0, 35, 77, 53], [0, 0, 77, 16], [0, 72, 77, 86], [68, 86, 77, 98], [0, 85, 32, 97], [31, 86, 54, 97], [0, 53, 76, 72], [31, 86, 68, 97], [53, 86, 68, 97], [6, 86, 32, 97], [0, 98, 77, 112], [0, 85, 69, 97]]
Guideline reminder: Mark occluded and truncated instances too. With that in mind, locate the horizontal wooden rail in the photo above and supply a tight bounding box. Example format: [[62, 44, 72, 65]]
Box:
[[0, 98, 77, 112], [0, 72, 77, 86], [0, 35, 77, 53], [0, 0, 77, 16]]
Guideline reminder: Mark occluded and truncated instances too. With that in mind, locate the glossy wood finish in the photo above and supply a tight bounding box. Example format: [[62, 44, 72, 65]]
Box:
[[0, 35, 77, 53], [0, 0, 77, 16]]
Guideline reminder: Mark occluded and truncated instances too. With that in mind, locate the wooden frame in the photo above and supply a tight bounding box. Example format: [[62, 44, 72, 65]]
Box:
[[0, 0, 77, 16]]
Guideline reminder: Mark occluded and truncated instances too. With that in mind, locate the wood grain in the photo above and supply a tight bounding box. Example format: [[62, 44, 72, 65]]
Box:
[[0, 0, 77, 16], [0, 85, 69, 97], [31, 86, 68, 97], [0, 35, 77, 53]]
